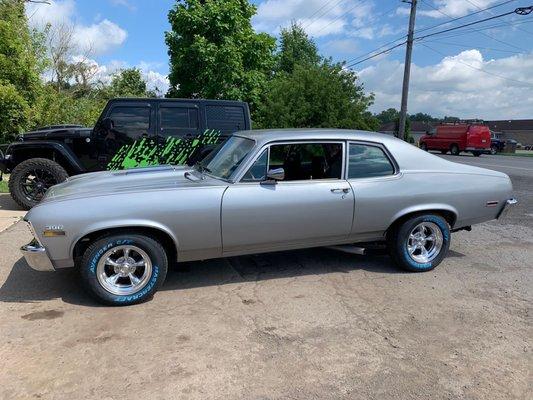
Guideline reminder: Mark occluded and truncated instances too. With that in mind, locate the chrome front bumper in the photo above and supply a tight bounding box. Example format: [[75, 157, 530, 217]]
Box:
[[21, 239, 55, 271], [497, 198, 518, 219]]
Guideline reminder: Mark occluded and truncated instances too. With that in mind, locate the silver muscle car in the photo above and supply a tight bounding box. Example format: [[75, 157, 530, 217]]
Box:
[[21, 129, 517, 305]]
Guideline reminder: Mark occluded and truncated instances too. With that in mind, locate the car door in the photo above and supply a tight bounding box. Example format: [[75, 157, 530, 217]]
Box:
[[221, 141, 354, 255], [345, 141, 401, 240]]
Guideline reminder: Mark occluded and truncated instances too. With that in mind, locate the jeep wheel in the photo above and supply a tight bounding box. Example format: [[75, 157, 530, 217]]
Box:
[[9, 158, 69, 210], [388, 214, 451, 272], [490, 146, 498, 155], [79, 234, 168, 306]]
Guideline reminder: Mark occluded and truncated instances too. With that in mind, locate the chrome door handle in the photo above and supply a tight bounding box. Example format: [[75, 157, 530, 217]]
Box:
[[331, 188, 350, 193]]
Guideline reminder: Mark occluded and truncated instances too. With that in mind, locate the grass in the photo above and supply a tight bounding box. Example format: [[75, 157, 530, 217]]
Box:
[[0, 175, 8, 193], [498, 150, 533, 158]]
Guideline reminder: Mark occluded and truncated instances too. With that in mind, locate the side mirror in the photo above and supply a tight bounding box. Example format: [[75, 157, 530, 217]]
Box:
[[265, 168, 285, 182]]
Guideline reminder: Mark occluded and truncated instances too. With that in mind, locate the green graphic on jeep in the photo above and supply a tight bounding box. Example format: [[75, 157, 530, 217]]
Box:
[[106, 129, 222, 170]]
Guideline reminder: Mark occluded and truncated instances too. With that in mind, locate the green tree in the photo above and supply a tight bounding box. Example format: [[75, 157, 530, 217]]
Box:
[[107, 68, 149, 98], [375, 108, 400, 124], [0, 82, 30, 142], [277, 21, 320, 73], [0, 0, 43, 141], [410, 112, 437, 122], [165, 0, 275, 109], [256, 62, 378, 130]]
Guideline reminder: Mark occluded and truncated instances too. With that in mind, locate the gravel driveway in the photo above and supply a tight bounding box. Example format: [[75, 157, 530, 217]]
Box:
[[0, 156, 531, 400]]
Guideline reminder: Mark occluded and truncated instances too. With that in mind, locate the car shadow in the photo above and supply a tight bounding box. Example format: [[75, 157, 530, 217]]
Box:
[[0, 193, 24, 212], [0, 247, 420, 307]]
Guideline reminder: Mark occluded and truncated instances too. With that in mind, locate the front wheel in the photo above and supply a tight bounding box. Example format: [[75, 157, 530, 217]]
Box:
[[490, 146, 498, 155], [79, 234, 168, 305], [9, 158, 69, 210], [419, 143, 428, 151], [388, 214, 451, 272]]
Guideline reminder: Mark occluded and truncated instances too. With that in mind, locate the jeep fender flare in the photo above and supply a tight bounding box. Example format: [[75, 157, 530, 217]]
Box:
[[8, 141, 85, 174]]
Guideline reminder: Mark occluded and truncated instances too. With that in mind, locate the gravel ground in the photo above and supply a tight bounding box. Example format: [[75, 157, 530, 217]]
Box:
[[0, 155, 531, 400]]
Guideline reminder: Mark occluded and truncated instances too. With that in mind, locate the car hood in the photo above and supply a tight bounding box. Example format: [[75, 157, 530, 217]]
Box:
[[41, 165, 227, 204], [21, 127, 93, 141]]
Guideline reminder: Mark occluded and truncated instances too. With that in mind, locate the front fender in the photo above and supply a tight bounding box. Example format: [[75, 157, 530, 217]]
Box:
[[69, 219, 180, 261], [9, 141, 85, 173]]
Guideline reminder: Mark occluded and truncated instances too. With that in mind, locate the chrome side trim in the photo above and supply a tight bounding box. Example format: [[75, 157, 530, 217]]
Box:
[[21, 239, 55, 271], [497, 198, 518, 219]]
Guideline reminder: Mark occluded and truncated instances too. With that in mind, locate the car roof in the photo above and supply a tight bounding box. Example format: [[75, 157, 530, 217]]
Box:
[[234, 128, 398, 146]]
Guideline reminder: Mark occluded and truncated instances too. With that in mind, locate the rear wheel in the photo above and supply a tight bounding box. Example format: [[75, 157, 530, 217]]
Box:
[[79, 234, 168, 306], [388, 214, 451, 272], [420, 143, 428, 151], [450, 144, 460, 156], [9, 158, 68, 210]]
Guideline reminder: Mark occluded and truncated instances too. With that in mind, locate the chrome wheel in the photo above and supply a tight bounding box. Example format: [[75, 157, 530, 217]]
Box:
[[406, 222, 443, 264], [96, 245, 152, 296]]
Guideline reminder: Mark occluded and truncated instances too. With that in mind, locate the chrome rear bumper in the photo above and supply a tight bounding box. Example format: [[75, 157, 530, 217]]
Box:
[[21, 239, 55, 271], [497, 198, 518, 219]]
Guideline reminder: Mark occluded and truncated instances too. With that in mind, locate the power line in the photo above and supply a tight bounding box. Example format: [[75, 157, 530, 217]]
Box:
[[417, 1, 530, 51], [345, 5, 532, 68], [345, 41, 407, 67], [302, 0, 339, 24], [421, 39, 525, 54], [302, 0, 346, 29], [314, 0, 370, 35], [420, 43, 533, 86], [415, 6, 532, 41], [416, 0, 517, 34], [418, 17, 533, 41], [464, 0, 533, 34]]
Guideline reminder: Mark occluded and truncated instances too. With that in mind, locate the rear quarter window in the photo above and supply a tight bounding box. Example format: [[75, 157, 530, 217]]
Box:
[[206, 105, 246, 133], [348, 144, 395, 179]]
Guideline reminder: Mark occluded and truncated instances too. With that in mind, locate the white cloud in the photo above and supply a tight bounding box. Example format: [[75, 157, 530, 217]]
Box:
[[253, 0, 385, 39], [110, 0, 137, 12], [417, 0, 500, 19], [25, 0, 127, 56], [357, 50, 533, 119], [73, 19, 127, 55]]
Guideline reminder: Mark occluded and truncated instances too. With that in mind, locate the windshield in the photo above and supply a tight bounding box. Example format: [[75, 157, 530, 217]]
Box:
[[197, 136, 255, 180]]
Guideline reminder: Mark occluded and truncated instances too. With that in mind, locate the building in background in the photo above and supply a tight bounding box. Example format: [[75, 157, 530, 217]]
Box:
[[485, 120, 533, 147]]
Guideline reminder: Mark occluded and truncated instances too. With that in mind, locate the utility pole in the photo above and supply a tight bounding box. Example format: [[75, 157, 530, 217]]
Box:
[[398, 0, 417, 141]]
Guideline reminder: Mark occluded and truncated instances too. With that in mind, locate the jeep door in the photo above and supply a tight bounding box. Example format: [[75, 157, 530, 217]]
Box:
[[156, 102, 203, 165], [221, 141, 354, 255], [97, 101, 156, 170]]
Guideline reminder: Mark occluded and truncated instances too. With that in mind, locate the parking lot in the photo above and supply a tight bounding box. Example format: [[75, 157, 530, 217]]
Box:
[[0, 154, 531, 400]]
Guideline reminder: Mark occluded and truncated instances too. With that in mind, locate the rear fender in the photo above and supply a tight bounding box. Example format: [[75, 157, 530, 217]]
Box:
[[390, 203, 458, 228]]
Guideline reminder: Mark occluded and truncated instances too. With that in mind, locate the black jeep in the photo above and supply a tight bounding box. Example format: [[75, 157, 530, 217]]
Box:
[[0, 98, 251, 209]]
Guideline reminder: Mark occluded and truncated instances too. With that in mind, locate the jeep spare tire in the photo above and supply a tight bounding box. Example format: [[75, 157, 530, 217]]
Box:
[[9, 158, 68, 210]]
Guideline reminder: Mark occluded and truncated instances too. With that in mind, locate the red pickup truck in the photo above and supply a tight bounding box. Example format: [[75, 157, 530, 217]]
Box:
[[419, 123, 491, 157]]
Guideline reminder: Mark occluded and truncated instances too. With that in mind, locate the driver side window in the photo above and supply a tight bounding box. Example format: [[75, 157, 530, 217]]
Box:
[[241, 142, 343, 182]]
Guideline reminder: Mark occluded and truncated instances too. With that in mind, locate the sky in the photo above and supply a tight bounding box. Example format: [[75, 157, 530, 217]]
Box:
[[25, 0, 533, 120]]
